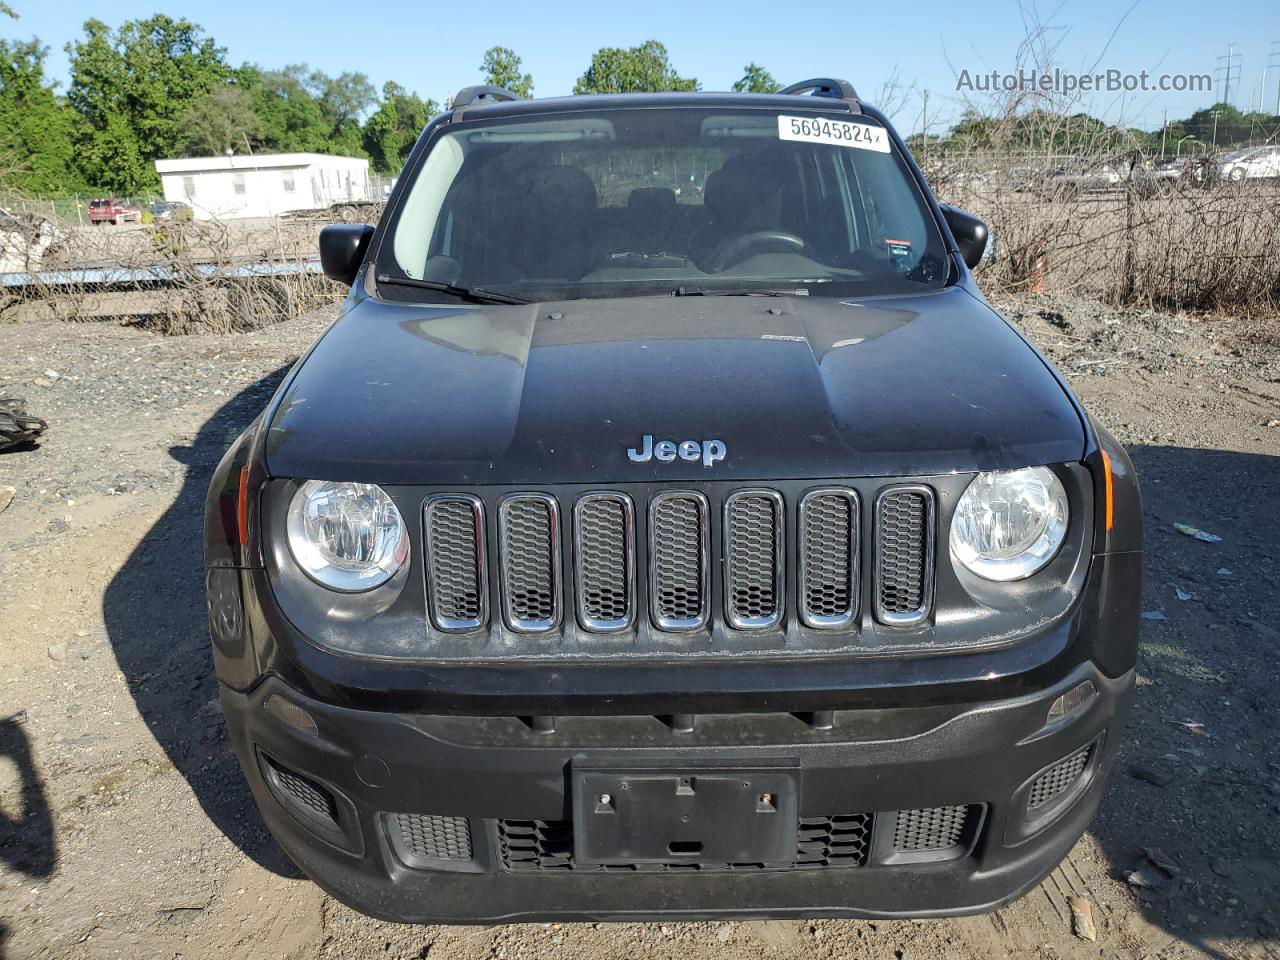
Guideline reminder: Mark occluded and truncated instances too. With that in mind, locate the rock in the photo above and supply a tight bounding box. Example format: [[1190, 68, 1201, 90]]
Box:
[[716, 925, 732, 942], [32, 377, 54, 388], [1142, 847, 1180, 876], [1130, 762, 1175, 787], [1125, 863, 1166, 889], [47, 519, 69, 534], [0, 485, 14, 514], [47, 641, 67, 662], [1068, 896, 1098, 941], [1141, 610, 1168, 621]]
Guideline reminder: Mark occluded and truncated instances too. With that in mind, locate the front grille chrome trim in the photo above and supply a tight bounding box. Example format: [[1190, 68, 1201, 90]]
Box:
[[423, 494, 488, 632], [648, 491, 710, 632], [798, 487, 860, 629], [723, 489, 785, 630], [498, 493, 562, 634], [573, 492, 636, 633], [872, 485, 935, 626]]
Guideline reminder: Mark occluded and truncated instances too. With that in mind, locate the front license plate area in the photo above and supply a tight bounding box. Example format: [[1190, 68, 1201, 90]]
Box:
[[572, 767, 798, 866]]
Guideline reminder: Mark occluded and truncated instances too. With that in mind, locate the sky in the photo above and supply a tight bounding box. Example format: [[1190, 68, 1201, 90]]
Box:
[[4, 0, 1279, 133]]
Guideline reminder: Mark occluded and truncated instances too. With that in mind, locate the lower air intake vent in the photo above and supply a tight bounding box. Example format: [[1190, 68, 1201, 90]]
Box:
[[390, 813, 473, 862], [892, 805, 974, 853], [1028, 744, 1093, 811], [649, 493, 709, 630], [264, 756, 338, 826], [874, 487, 934, 625], [724, 491, 783, 629], [796, 814, 872, 867], [499, 819, 574, 870], [499, 495, 560, 632]]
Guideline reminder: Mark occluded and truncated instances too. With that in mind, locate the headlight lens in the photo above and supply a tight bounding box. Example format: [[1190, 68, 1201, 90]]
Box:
[[950, 467, 1068, 581], [286, 481, 408, 591]]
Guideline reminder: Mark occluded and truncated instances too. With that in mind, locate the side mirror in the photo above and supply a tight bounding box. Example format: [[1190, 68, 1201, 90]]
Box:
[[319, 224, 375, 286], [939, 205, 989, 270]]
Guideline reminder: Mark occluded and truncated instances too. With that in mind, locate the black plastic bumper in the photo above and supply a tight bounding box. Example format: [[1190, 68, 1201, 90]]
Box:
[[220, 662, 1132, 923]]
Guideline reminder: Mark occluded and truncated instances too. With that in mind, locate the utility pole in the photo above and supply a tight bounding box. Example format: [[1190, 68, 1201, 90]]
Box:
[[1270, 41, 1280, 114], [921, 90, 929, 162], [1161, 109, 1168, 159], [1216, 42, 1240, 107], [1211, 109, 1220, 147]]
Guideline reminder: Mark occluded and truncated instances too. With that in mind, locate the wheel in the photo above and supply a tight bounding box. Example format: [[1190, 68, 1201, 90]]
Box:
[[111, 217, 119, 225], [1228, 167, 1246, 182]]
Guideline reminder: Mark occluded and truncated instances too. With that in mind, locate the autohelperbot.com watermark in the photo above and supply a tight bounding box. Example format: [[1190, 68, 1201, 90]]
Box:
[[956, 68, 1212, 94]]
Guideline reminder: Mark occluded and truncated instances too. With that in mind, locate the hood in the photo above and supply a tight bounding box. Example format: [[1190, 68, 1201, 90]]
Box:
[[264, 286, 1085, 485]]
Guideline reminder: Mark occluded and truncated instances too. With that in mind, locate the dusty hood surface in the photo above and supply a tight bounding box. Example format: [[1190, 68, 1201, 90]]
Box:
[[265, 286, 1084, 485]]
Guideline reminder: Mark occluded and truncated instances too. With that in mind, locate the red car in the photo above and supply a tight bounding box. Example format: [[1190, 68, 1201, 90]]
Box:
[[87, 198, 142, 225]]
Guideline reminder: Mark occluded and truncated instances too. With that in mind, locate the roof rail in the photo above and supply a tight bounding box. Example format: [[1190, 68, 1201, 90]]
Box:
[[452, 85, 524, 109], [778, 78, 861, 103]]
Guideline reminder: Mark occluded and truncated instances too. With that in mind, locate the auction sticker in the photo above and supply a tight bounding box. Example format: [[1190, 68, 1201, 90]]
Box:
[[777, 115, 890, 153]]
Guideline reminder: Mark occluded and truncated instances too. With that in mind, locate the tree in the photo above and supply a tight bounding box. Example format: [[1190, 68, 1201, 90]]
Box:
[[308, 68, 376, 157], [732, 63, 779, 94], [66, 15, 230, 192], [0, 39, 82, 194], [242, 64, 330, 152], [480, 46, 532, 98], [573, 41, 697, 95], [362, 81, 437, 174], [180, 84, 262, 156]]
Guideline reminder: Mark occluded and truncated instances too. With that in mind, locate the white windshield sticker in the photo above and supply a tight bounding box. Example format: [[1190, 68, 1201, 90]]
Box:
[[777, 115, 890, 153]]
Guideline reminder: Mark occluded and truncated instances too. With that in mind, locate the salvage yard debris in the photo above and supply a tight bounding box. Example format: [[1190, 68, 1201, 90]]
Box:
[[0, 397, 47, 450]]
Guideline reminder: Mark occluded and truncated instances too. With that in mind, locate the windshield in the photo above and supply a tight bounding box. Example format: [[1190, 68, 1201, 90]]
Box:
[[380, 107, 949, 302]]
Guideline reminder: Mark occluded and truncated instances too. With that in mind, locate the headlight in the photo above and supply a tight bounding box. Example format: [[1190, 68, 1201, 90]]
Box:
[[286, 480, 409, 591], [950, 467, 1068, 581]]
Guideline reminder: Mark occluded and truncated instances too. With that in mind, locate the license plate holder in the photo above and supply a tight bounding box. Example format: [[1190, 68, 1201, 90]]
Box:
[[571, 765, 798, 866]]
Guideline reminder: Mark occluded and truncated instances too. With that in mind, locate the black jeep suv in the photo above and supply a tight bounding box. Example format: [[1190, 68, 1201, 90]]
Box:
[[205, 79, 1141, 923]]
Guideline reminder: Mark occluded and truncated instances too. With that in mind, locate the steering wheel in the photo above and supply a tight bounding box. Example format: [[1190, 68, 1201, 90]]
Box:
[[705, 230, 806, 272]]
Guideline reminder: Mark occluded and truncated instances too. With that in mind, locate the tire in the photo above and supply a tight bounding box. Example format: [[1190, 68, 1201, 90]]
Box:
[[1228, 167, 1246, 182]]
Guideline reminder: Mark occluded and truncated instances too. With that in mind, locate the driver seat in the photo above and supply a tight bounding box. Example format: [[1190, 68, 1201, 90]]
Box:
[[689, 156, 786, 271]]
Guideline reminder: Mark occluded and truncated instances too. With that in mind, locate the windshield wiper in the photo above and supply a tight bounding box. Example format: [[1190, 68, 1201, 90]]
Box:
[[670, 285, 813, 297], [376, 274, 530, 305]]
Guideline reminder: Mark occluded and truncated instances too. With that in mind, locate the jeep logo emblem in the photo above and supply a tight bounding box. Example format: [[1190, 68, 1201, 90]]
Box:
[[627, 435, 726, 468]]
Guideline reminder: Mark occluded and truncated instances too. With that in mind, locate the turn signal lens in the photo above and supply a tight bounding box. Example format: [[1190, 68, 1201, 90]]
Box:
[[1047, 681, 1098, 723], [264, 694, 319, 737]]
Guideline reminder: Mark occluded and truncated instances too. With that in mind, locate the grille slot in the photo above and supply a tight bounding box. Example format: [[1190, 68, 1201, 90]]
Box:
[[390, 813, 473, 862], [424, 495, 487, 631], [574, 494, 635, 632], [874, 486, 935, 625], [892, 805, 973, 852], [499, 495, 561, 632], [724, 490, 784, 629], [499, 819, 574, 870], [796, 814, 872, 867], [264, 756, 338, 825], [649, 492, 710, 631], [799, 489, 859, 629], [1028, 744, 1093, 811]]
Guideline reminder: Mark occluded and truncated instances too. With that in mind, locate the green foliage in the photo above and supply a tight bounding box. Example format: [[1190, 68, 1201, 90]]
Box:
[[732, 63, 779, 94], [362, 82, 437, 174], [573, 41, 698, 95], [66, 15, 231, 193], [180, 83, 262, 156], [241, 64, 331, 152], [480, 46, 533, 98], [0, 38, 82, 193]]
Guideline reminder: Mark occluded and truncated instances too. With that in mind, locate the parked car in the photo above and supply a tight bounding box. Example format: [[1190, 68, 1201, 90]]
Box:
[[1217, 145, 1280, 182], [87, 198, 141, 225], [206, 78, 1141, 924], [150, 200, 192, 222]]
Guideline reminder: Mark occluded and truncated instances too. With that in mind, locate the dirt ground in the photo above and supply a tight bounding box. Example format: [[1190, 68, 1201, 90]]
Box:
[[1, 293, 1278, 960]]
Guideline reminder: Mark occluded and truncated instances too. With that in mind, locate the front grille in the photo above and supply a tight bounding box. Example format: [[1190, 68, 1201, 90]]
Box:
[[892, 804, 973, 852], [796, 814, 872, 867], [264, 757, 338, 825], [499, 819, 574, 870], [574, 494, 634, 631], [424, 495, 487, 631], [649, 492, 709, 630], [390, 813, 473, 861], [724, 491, 783, 629], [499, 495, 560, 632], [417, 483, 940, 644], [874, 487, 935, 625], [1028, 744, 1092, 811], [799, 489, 859, 628]]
